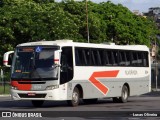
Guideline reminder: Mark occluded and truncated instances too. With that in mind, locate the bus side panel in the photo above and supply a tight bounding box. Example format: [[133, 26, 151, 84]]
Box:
[[71, 67, 150, 99]]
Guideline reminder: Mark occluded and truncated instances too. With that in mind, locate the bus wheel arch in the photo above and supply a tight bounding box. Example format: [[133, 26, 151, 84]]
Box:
[[75, 84, 83, 99]]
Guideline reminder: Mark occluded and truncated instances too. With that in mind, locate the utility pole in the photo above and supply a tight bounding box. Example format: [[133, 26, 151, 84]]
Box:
[[85, 0, 90, 43]]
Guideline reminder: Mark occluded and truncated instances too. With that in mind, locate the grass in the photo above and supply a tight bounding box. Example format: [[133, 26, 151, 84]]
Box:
[[0, 84, 10, 95]]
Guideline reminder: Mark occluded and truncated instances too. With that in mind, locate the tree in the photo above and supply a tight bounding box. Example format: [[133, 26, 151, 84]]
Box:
[[0, 0, 159, 66]]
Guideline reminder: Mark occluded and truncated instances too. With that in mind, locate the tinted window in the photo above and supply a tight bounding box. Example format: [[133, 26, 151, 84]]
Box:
[[75, 47, 149, 67]]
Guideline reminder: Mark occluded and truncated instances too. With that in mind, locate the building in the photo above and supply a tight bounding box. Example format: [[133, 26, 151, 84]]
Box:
[[144, 7, 160, 29]]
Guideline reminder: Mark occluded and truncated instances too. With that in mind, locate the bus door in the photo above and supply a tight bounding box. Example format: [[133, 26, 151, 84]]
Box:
[[60, 47, 73, 84]]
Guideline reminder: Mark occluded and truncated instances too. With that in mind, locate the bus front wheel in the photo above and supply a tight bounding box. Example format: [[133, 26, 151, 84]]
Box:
[[67, 87, 80, 107]]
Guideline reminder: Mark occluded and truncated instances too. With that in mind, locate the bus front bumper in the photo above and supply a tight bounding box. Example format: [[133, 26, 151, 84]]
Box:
[[11, 89, 61, 101]]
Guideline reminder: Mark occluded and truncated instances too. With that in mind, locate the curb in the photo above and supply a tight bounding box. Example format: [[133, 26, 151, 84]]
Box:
[[0, 94, 11, 97], [152, 89, 160, 92]]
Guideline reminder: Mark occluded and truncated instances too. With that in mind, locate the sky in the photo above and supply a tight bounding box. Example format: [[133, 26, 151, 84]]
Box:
[[91, 0, 160, 13]]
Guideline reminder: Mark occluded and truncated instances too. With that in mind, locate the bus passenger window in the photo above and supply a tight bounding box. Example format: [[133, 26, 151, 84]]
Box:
[[119, 52, 126, 66], [75, 49, 85, 66], [105, 51, 113, 66], [126, 52, 131, 66], [75, 50, 81, 66], [83, 49, 90, 65], [143, 52, 149, 67], [131, 52, 138, 66], [137, 52, 143, 66], [90, 50, 101, 66], [112, 51, 118, 66], [99, 50, 105, 65], [91, 50, 96, 65]]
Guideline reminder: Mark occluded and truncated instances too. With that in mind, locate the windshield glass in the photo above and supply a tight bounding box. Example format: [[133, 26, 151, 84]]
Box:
[[11, 46, 59, 80]]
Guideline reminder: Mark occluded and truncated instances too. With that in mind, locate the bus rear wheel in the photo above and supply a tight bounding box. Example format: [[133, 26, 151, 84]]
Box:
[[119, 85, 129, 103], [67, 87, 80, 107], [31, 100, 44, 107]]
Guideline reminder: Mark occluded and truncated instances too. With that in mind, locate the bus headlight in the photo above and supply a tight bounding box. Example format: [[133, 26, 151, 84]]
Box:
[[11, 86, 18, 90], [46, 85, 59, 90]]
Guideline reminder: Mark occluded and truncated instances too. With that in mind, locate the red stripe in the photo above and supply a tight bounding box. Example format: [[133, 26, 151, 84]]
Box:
[[3, 61, 8, 63], [89, 70, 119, 95], [54, 59, 59, 61], [11, 81, 31, 91], [89, 76, 108, 95]]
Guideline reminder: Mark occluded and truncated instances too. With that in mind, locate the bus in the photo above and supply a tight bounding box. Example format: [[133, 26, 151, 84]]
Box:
[[3, 40, 151, 107]]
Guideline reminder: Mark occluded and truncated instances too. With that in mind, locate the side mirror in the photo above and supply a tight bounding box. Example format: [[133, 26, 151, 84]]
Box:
[[54, 50, 62, 66], [3, 51, 14, 67]]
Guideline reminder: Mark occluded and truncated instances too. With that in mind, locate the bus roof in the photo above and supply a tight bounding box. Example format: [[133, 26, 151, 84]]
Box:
[[17, 40, 149, 51]]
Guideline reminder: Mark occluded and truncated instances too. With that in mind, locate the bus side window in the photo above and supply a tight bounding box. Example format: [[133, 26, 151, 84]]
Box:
[[112, 51, 118, 66], [126, 52, 131, 66], [75, 48, 85, 66], [91, 50, 96, 65], [119, 51, 126, 66], [75, 50, 81, 66], [90, 49, 102, 66], [143, 52, 149, 67], [137, 52, 143, 66], [99, 50, 105, 65], [75, 48, 90, 66], [83, 49, 90, 66], [97, 50, 102, 65], [105, 51, 113, 66], [131, 52, 138, 66]]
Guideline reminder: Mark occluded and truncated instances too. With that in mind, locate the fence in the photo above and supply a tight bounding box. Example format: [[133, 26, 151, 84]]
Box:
[[0, 69, 10, 94], [151, 63, 160, 90]]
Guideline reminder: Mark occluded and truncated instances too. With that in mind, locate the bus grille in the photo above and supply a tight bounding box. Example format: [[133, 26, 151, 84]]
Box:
[[18, 93, 46, 98]]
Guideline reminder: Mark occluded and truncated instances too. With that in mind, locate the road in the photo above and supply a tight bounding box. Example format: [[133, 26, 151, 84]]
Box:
[[0, 91, 160, 120]]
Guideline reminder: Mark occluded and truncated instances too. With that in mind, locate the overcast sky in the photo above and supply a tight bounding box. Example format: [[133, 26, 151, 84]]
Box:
[[91, 0, 160, 13]]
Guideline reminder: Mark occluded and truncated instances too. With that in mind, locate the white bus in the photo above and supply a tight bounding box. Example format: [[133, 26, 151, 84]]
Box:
[[3, 40, 151, 107]]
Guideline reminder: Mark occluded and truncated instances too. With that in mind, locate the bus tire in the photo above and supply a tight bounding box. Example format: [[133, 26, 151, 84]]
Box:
[[31, 100, 44, 107], [67, 87, 80, 107], [83, 98, 98, 104], [119, 85, 129, 103]]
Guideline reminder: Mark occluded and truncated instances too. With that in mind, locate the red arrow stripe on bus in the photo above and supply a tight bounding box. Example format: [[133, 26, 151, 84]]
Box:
[[89, 70, 119, 95]]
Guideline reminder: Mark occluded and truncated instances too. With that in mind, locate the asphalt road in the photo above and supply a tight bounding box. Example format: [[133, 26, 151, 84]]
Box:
[[0, 91, 160, 120]]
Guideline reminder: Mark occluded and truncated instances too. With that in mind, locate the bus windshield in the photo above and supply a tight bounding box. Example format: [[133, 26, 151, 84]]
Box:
[[11, 46, 59, 80]]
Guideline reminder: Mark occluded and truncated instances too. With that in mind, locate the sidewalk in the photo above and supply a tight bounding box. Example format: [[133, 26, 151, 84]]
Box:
[[0, 94, 10, 97], [141, 89, 160, 97]]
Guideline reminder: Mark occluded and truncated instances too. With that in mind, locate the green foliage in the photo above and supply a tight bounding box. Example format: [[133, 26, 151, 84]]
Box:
[[0, 0, 159, 66]]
